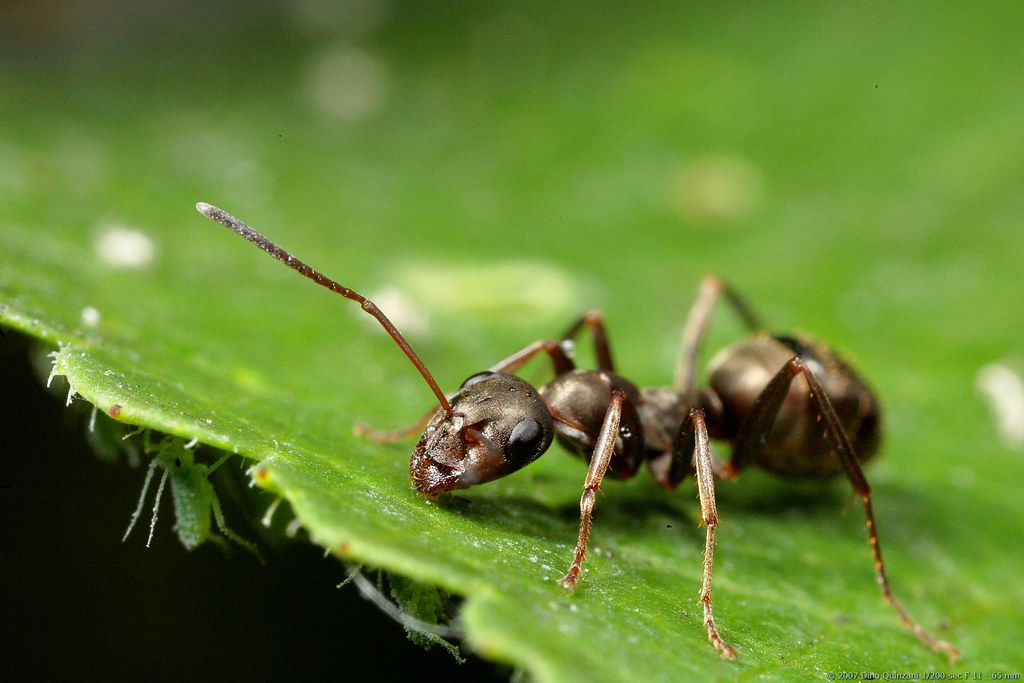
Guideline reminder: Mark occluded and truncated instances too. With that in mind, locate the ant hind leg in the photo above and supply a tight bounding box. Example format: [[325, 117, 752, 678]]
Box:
[[731, 355, 959, 660]]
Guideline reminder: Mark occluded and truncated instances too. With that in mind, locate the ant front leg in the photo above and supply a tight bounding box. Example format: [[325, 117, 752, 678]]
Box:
[[359, 312, 609, 443], [559, 310, 615, 372], [358, 339, 574, 442], [731, 356, 959, 660], [487, 338, 575, 376], [675, 407, 737, 660], [558, 388, 641, 590], [355, 406, 438, 443]]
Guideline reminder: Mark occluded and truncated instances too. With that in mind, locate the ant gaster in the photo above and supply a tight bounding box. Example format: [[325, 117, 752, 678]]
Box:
[[198, 202, 958, 661]]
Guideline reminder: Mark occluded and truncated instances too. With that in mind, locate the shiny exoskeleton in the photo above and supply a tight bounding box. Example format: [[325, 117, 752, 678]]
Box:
[[199, 203, 958, 662]]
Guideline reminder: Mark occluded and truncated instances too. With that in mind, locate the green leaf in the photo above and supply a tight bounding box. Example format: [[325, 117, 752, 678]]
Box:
[[3, 3, 1023, 679]]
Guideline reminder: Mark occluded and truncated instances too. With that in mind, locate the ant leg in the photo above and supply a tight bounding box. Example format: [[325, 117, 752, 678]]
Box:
[[797, 362, 960, 661], [718, 352, 800, 480], [358, 340, 574, 442], [355, 407, 438, 443], [674, 277, 765, 402], [731, 357, 959, 660], [560, 310, 615, 372], [488, 339, 575, 376], [673, 408, 737, 659], [559, 389, 635, 590], [675, 277, 725, 401]]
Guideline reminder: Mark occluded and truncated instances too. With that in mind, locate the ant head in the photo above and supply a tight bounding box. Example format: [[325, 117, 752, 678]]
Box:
[[411, 371, 554, 496], [196, 205, 552, 496]]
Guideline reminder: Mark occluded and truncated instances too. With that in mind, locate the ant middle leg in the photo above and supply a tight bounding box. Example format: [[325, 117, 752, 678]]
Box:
[[672, 407, 737, 659], [675, 276, 765, 403], [728, 355, 959, 660]]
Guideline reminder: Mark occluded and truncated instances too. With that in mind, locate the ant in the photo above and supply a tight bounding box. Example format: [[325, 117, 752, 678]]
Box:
[[197, 202, 958, 661]]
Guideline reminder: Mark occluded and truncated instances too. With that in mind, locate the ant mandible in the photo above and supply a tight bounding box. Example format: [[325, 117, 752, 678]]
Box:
[[197, 202, 958, 662]]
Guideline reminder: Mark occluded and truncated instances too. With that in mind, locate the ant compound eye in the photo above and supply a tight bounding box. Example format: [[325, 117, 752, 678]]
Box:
[[461, 371, 495, 389], [507, 418, 544, 463]]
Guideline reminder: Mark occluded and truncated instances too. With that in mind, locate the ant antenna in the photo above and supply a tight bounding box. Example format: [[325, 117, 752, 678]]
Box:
[[196, 202, 452, 415]]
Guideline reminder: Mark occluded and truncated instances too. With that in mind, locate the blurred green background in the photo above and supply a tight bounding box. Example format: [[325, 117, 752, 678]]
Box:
[[2, 1, 1023, 680]]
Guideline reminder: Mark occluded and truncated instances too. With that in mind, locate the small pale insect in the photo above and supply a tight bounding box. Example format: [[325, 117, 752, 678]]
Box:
[[123, 436, 259, 556]]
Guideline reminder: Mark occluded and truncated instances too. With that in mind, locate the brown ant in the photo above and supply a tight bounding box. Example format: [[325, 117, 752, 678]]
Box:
[[197, 202, 959, 661]]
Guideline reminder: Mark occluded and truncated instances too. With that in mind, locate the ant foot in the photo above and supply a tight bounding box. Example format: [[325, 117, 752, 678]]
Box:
[[558, 567, 580, 591], [712, 635, 737, 661]]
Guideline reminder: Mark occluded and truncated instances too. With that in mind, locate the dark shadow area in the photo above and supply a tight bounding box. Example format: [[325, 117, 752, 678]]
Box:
[[0, 332, 506, 681]]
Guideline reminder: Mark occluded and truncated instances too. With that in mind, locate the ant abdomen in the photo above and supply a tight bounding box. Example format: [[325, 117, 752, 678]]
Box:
[[704, 334, 881, 478]]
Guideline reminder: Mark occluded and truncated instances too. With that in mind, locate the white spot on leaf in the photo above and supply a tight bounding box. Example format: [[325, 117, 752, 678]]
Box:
[[95, 224, 156, 269], [976, 362, 1024, 448], [81, 306, 101, 328], [304, 47, 390, 122]]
